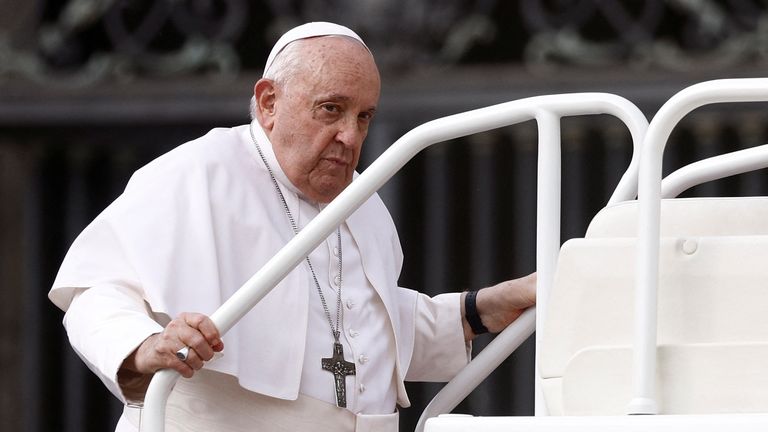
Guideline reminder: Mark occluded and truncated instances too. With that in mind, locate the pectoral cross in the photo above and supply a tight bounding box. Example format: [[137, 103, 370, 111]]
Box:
[[321, 342, 356, 407]]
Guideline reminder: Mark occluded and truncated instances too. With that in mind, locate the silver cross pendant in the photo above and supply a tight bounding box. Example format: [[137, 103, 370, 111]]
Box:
[[321, 342, 356, 407]]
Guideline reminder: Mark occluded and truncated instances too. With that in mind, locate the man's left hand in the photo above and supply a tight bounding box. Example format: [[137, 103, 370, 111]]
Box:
[[462, 273, 537, 340]]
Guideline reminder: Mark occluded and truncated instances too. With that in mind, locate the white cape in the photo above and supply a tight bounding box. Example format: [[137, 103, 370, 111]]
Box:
[[50, 124, 468, 411]]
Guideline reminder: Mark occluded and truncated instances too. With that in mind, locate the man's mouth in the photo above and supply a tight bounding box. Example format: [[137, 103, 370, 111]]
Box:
[[323, 156, 348, 167]]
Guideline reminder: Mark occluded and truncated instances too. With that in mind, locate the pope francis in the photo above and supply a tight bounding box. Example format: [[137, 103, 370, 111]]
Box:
[[49, 22, 536, 432]]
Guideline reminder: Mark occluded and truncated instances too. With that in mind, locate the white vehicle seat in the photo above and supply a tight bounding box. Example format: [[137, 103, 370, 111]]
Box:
[[540, 197, 768, 415]]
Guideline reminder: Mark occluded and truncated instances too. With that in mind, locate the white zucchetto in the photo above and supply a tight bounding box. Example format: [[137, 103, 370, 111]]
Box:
[[263, 21, 370, 76]]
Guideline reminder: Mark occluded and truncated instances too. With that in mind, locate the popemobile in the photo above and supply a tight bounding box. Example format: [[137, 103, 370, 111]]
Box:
[[141, 78, 768, 432]]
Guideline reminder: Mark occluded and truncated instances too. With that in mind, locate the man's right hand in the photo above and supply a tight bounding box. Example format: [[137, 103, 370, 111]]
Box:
[[122, 312, 224, 379]]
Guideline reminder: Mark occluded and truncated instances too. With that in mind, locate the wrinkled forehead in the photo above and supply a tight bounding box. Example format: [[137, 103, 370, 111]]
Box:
[[292, 37, 381, 102], [263, 21, 371, 76]]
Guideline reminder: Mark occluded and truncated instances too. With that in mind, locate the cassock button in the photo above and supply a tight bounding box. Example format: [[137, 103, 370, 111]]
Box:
[[358, 354, 369, 364]]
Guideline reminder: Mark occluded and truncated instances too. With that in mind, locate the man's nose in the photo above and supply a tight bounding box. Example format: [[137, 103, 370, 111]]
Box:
[[335, 116, 365, 148]]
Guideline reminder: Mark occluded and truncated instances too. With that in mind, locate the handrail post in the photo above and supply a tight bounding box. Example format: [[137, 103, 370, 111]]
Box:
[[534, 109, 561, 416], [628, 78, 768, 415]]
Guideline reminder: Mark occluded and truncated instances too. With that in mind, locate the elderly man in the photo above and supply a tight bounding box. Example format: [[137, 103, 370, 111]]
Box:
[[49, 22, 536, 431]]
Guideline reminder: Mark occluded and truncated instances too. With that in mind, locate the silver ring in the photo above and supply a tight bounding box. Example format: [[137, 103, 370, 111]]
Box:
[[175, 346, 190, 361]]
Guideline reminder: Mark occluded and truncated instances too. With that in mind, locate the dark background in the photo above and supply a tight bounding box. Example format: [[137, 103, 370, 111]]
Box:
[[2, 1, 768, 431]]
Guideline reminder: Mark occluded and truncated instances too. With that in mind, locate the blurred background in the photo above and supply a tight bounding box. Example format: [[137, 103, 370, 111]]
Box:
[[2, 1, 768, 431]]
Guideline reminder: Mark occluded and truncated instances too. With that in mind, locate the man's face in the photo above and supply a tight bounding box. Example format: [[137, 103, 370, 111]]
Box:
[[259, 37, 381, 203]]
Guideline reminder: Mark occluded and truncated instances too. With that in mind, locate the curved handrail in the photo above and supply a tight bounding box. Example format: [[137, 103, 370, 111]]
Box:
[[415, 308, 536, 432], [629, 78, 768, 415], [661, 143, 768, 198], [416, 98, 647, 427], [143, 93, 648, 431]]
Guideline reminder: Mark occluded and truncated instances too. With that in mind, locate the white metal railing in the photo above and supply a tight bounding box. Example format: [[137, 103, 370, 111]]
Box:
[[423, 78, 768, 432], [629, 78, 768, 415], [142, 93, 648, 431], [414, 307, 536, 432], [660, 143, 768, 198], [414, 99, 648, 430]]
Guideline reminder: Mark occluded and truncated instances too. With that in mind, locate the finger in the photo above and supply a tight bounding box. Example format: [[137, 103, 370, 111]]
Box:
[[170, 356, 195, 378], [520, 274, 537, 306], [157, 340, 194, 377], [523, 272, 537, 303], [176, 345, 205, 371], [175, 346, 190, 362], [169, 314, 216, 361], [180, 312, 223, 351], [192, 315, 223, 349], [176, 325, 215, 362], [155, 325, 210, 368], [503, 276, 536, 309], [144, 325, 201, 377]]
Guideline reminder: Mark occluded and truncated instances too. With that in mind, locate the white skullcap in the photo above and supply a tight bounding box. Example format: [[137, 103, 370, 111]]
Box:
[[263, 22, 370, 76]]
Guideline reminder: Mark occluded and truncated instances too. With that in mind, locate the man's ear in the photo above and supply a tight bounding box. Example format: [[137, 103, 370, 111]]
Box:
[[253, 79, 277, 130]]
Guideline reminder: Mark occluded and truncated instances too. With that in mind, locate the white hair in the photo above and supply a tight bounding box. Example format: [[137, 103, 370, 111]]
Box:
[[249, 39, 310, 120], [249, 36, 368, 120]]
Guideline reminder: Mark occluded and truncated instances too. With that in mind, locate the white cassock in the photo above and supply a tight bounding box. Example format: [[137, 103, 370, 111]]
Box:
[[49, 123, 470, 431]]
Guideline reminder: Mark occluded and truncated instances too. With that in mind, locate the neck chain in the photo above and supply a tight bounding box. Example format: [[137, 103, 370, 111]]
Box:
[[249, 126, 344, 343], [250, 125, 357, 408]]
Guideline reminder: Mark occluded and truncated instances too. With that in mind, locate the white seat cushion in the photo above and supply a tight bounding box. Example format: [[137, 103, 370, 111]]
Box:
[[541, 233, 768, 415], [560, 343, 768, 415], [585, 197, 768, 238]]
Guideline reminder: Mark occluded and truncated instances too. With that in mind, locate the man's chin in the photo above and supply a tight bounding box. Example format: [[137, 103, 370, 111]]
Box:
[[304, 171, 353, 201], [305, 182, 348, 204]]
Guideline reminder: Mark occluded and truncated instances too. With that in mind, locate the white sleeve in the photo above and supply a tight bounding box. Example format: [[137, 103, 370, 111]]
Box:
[[63, 284, 164, 403], [404, 292, 471, 382]]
